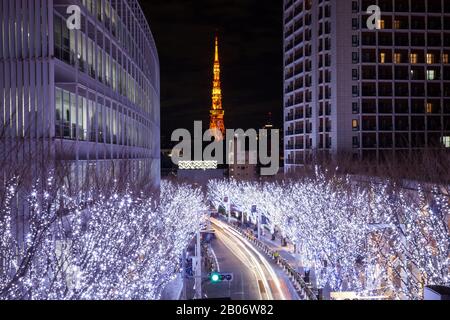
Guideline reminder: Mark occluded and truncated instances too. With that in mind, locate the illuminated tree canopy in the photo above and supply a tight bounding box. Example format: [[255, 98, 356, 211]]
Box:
[[0, 179, 206, 300], [208, 170, 449, 299]]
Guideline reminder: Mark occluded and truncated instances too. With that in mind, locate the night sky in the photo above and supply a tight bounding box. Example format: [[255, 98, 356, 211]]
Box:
[[139, 0, 283, 145]]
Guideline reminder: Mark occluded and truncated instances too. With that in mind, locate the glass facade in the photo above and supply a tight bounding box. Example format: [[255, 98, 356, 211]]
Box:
[[0, 0, 161, 186]]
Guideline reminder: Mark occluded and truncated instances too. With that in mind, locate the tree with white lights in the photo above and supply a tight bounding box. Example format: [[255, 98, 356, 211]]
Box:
[[207, 170, 449, 299], [0, 178, 206, 300]]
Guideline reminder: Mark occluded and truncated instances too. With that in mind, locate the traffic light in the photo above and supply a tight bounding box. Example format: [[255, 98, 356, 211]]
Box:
[[209, 272, 233, 283]]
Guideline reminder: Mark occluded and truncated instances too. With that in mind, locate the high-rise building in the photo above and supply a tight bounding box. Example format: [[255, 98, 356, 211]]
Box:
[[0, 0, 160, 185], [209, 36, 225, 140], [283, 0, 450, 171]]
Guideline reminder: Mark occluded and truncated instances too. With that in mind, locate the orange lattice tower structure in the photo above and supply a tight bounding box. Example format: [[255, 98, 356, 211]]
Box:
[[209, 36, 225, 140]]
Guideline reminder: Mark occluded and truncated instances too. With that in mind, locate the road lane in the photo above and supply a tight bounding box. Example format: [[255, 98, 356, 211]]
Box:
[[207, 218, 292, 300], [204, 235, 261, 300]]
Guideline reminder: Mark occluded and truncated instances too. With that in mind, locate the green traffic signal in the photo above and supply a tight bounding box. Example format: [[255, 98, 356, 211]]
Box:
[[209, 272, 233, 283], [210, 273, 221, 283]]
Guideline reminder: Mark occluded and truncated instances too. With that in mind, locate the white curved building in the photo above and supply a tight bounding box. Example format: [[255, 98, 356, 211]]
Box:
[[0, 0, 161, 186]]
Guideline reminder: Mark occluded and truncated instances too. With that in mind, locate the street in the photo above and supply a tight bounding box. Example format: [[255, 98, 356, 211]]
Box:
[[203, 218, 295, 300]]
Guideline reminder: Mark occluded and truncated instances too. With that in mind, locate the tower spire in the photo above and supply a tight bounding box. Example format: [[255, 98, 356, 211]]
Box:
[[209, 35, 225, 140], [215, 35, 219, 62]]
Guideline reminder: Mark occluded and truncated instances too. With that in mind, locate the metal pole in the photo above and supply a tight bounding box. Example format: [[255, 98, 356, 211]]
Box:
[[194, 229, 202, 299], [182, 249, 187, 300], [257, 212, 261, 240]]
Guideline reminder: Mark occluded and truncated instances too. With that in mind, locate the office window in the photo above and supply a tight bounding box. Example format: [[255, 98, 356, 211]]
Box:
[[394, 53, 402, 64], [442, 136, 450, 148], [427, 53, 435, 64], [352, 85, 359, 97], [410, 53, 418, 64], [427, 70, 436, 80], [77, 32, 85, 71], [70, 93, 77, 140], [352, 52, 359, 63], [112, 109, 118, 144], [62, 20, 70, 64], [105, 106, 111, 144], [63, 91, 71, 138], [82, 97, 88, 141], [394, 20, 401, 29], [54, 16, 62, 60], [96, 0, 103, 22], [352, 102, 359, 114], [86, 0, 94, 14], [97, 48, 103, 82], [427, 102, 433, 113], [352, 69, 359, 80], [352, 119, 359, 131], [379, 20, 385, 29], [105, 1, 111, 24], [443, 54, 449, 64], [78, 97, 84, 140], [88, 38, 94, 77], [105, 55, 111, 86], [352, 35, 359, 47], [97, 102, 103, 143], [55, 88, 62, 138], [70, 29, 76, 66], [380, 52, 386, 64], [89, 100, 96, 142], [55, 88, 62, 122], [112, 61, 117, 91]]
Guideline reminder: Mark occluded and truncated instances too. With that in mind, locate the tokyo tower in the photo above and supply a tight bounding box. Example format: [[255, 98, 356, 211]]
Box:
[[209, 36, 225, 140]]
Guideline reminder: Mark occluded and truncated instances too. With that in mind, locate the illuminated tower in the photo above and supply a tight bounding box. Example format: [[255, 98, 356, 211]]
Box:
[[209, 36, 226, 140]]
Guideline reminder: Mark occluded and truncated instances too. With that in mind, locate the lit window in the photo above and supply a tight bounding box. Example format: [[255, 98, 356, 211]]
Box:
[[442, 136, 450, 148], [380, 52, 386, 64], [427, 53, 435, 64], [394, 20, 401, 29], [378, 20, 385, 29], [352, 119, 359, 131], [427, 70, 436, 80], [443, 54, 449, 64], [394, 53, 402, 64], [410, 53, 417, 64], [426, 102, 433, 113]]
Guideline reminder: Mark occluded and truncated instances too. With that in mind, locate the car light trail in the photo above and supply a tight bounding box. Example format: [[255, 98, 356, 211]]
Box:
[[211, 218, 288, 300]]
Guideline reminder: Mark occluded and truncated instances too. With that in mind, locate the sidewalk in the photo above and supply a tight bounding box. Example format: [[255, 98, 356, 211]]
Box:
[[259, 232, 297, 266], [160, 273, 183, 300]]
